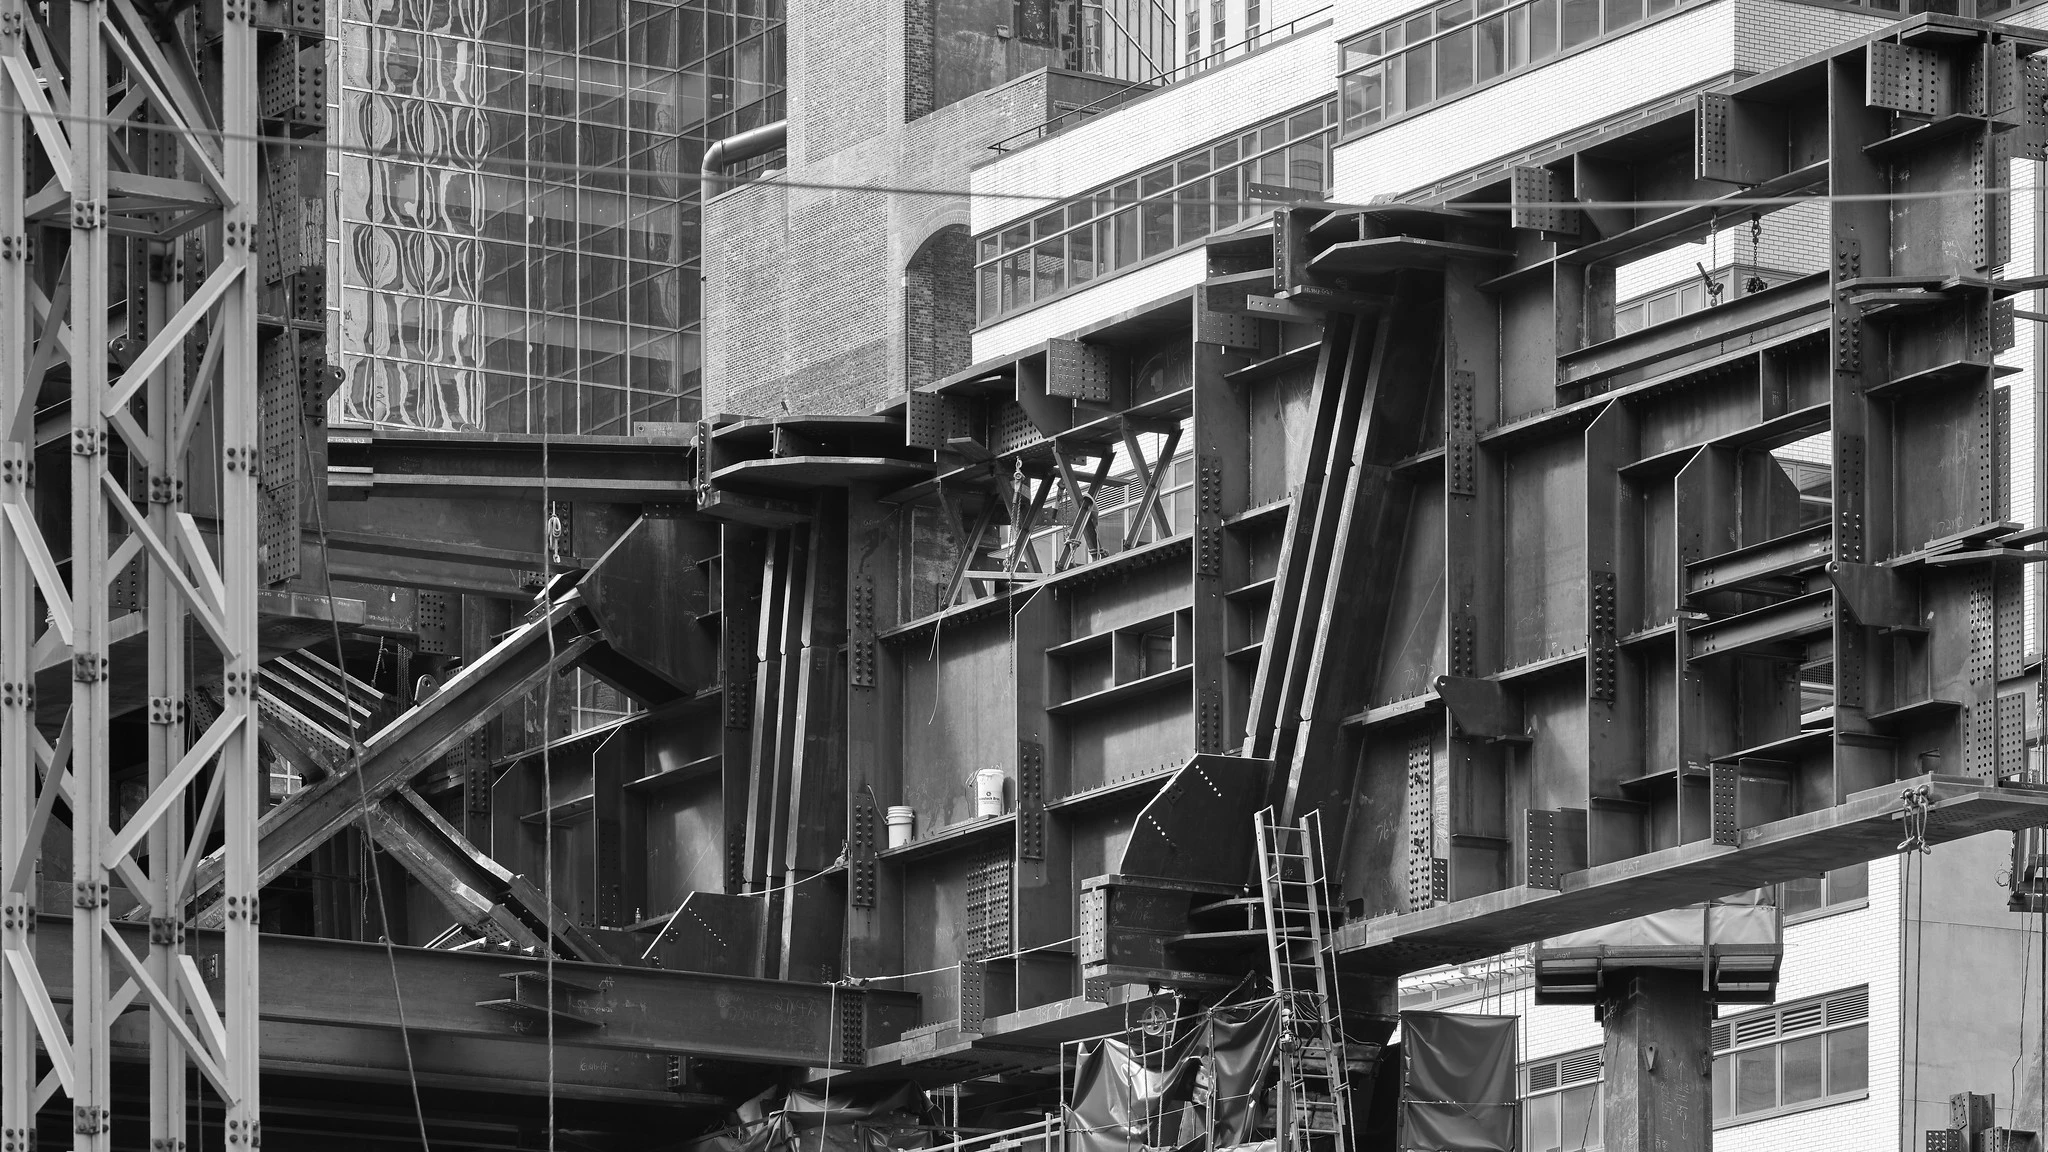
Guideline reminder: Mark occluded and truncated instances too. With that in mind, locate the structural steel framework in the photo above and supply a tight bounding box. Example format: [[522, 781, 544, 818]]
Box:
[[11, 7, 2048, 1149]]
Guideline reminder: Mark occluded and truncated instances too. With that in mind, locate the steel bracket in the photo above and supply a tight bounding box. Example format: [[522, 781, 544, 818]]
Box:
[[72, 653, 107, 682], [74, 880, 110, 910], [148, 916, 186, 946], [0, 681, 32, 709], [148, 695, 186, 725], [222, 894, 261, 922]]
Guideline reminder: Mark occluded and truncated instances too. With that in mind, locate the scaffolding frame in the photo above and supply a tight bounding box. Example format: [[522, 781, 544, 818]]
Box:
[[0, 0, 262, 1143]]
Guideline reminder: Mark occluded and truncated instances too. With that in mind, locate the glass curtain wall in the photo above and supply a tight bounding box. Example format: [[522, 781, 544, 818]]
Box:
[[335, 0, 785, 434]]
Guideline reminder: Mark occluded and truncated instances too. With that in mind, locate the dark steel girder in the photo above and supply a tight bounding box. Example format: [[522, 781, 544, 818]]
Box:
[[193, 592, 598, 899], [1331, 774, 2048, 973], [327, 428, 695, 502], [34, 916, 920, 1073]]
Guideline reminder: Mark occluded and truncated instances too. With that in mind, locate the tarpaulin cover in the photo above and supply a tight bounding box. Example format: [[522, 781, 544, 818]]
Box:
[[784, 1082, 931, 1129], [1064, 1032, 1198, 1152], [1194, 999, 1281, 1146], [1538, 902, 1779, 952], [1399, 1012, 1518, 1152], [678, 1084, 933, 1152]]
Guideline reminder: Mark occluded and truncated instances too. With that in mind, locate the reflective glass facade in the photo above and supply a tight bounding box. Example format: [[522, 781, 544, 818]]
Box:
[[334, 0, 785, 434]]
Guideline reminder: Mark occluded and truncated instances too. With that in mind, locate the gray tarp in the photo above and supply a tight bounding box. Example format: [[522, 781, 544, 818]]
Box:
[[1399, 1012, 1518, 1152], [1063, 1033, 1198, 1152], [1194, 999, 1281, 1147], [1538, 902, 1778, 952]]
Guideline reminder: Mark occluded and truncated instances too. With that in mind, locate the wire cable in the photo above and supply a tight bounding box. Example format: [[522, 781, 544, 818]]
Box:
[[9, 101, 2048, 214], [296, 372, 435, 1150], [540, 354, 560, 1152]]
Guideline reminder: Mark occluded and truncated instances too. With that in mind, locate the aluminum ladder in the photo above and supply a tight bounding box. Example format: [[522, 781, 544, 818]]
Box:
[[1255, 807, 1351, 1152]]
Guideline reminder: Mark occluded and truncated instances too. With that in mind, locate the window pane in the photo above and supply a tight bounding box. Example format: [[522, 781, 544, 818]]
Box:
[[1530, 0, 1557, 55], [1437, 0, 1473, 27], [1561, 0, 1598, 46], [1033, 239, 1065, 299], [1736, 1048, 1777, 1116], [1141, 199, 1174, 257], [1524, 1091, 1560, 1152], [1506, 5, 1527, 66], [1343, 70, 1385, 130], [1213, 166, 1242, 228], [1438, 26, 1474, 93], [1781, 1034, 1826, 1106], [1560, 1084, 1600, 1151], [1404, 45, 1433, 106], [1829, 1026, 1869, 1095], [1177, 154, 1212, 242], [1109, 207, 1138, 267], [1713, 1055, 1732, 1120], [1780, 875, 1824, 917], [1830, 861, 1869, 905], [1070, 224, 1097, 283], [1602, 0, 1641, 32], [1476, 14, 1505, 80]]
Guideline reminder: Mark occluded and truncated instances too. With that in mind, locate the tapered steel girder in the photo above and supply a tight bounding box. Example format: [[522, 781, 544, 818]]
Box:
[[192, 591, 599, 903], [31, 915, 921, 1072]]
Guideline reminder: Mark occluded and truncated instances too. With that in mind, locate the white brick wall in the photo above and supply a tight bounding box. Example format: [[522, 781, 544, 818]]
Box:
[[1331, 1, 1740, 199], [1731, 0, 1889, 74], [1329, 0, 1887, 201], [969, 29, 1336, 235]]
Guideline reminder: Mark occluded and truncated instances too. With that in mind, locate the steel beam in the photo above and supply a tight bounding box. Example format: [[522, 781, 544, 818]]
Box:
[[193, 591, 598, 901], [1331, 774, 2048, 972], [34, 916, 920, 1070], [327, 428, 696, 502]]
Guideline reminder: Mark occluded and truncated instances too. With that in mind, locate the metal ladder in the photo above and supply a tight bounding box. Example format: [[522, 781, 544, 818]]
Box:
[[1256, 807, 1351, 1152]]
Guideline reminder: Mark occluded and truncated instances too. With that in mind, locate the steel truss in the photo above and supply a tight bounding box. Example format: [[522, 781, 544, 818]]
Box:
[[0, 0, 261, 1143]]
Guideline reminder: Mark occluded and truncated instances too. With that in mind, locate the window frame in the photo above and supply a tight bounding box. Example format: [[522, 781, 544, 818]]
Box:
[[1335, 0, 1711, 138], [972, 98, 1337, 326], [1521, 1047, 1604, 1152], [1774, 860, 1869, 924], [1711, 987, 1870, 1129]]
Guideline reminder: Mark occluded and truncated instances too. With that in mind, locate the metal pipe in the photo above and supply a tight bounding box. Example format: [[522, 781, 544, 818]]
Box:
[[701, 120, 787, 196]]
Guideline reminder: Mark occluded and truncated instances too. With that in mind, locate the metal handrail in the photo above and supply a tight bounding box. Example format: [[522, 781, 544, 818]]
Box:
[[920, 1115, 1063, 1152], [988, 5, 1333, 153]]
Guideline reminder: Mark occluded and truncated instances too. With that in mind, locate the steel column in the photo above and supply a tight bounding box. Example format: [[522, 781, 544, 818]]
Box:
[[0, 5, 42, 1151]]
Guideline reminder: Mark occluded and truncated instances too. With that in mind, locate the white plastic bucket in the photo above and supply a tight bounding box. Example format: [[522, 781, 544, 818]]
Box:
[[975, 769, 1006, 818], [885, 806, 915, 848]]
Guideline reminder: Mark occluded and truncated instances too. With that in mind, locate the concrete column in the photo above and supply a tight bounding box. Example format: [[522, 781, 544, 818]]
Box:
[[1601, 969, 1715, 1152]]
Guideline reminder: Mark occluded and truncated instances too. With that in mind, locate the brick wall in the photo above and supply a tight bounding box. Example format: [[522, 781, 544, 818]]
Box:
[[706, 72, 1056, 416], [906, 0, 936, 119], [906, 225, 976, 388], [1731, 0, 1890, 74], [794, 0, 896, 164]]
